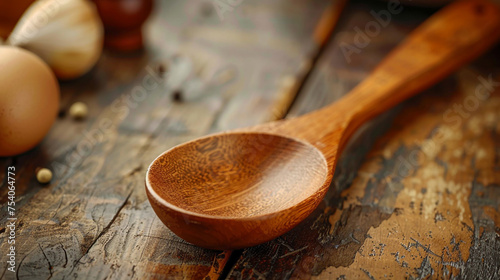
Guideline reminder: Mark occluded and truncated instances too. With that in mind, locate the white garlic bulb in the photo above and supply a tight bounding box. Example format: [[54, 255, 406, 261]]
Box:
[[7, 0, 104, 80]]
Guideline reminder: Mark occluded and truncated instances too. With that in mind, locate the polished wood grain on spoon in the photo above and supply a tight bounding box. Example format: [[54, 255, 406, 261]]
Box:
[[146, 0, 500, 250]]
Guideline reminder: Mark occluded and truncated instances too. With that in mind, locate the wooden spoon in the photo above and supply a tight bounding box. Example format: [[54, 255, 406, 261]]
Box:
[[146, 0, 500, 250]]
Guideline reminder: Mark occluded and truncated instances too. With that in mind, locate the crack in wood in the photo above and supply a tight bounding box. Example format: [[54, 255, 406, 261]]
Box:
[[360, 268, 375, 280], [276, 238, 295, 251], [279, 246, 309, 259], [16, 250, 30, 280], [68, 190, 133, 276], [60, 243, 68, 268], [38, 242, 53, 280], [400, 238, 441, 258], [219, 250, 243, 280]]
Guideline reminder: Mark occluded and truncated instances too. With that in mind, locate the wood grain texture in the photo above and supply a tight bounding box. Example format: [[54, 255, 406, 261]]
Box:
[[147, 132, 329, 249], [145, 0, 500, 251], [228, 0, 500, 279], [2, 0, 500, 278], [0, 0, 345, 278], [311, 67, 500, 280]]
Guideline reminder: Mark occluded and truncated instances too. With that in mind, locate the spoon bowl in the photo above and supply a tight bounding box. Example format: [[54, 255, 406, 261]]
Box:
[[146, 132, 331, 249], [146, 0, 500, 250]]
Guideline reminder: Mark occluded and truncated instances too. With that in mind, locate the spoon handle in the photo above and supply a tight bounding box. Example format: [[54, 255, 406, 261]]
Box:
[[252, 0, 500, 162], [334, 0, 500, 142]]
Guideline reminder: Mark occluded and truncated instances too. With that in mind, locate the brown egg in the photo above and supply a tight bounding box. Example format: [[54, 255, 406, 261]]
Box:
[[0, 46, 60, 156]]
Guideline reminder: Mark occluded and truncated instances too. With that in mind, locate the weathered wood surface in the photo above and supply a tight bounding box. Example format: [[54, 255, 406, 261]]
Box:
[[0, 0, 345, 279], [228, 1, 500, 279], [1, 0, 500, 279]]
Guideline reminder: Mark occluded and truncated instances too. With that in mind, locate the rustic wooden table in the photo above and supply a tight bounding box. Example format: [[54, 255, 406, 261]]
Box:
[[1, 0, 500, 279]]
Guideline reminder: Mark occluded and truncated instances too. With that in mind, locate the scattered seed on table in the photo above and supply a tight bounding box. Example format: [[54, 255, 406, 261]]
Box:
[[36, 168, 53, 184], [172, 90, 184, 102], [157, 63, 168, 77], [69, 102, 88, 120]]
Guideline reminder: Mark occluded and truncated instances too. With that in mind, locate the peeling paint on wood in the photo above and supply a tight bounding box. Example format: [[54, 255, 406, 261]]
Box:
[[228, 1, 500, 279]]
